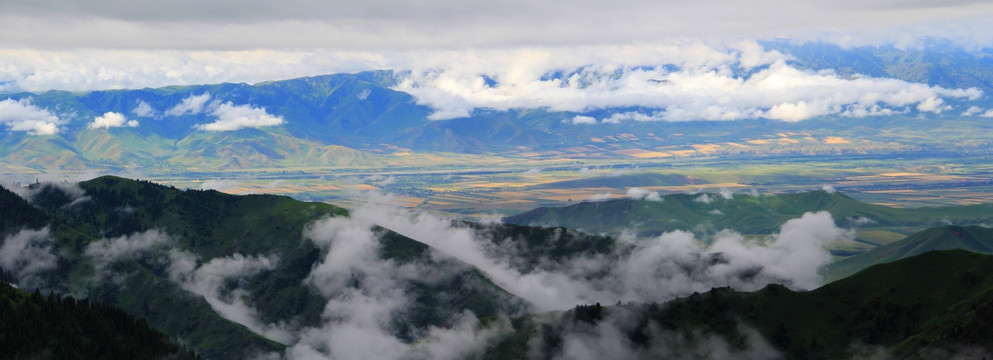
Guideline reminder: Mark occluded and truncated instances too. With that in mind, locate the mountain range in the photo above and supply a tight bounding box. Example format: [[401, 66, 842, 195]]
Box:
[[3, 176, 993, 358], [3, 42, 993, 172], [502, 190, 993, 237]]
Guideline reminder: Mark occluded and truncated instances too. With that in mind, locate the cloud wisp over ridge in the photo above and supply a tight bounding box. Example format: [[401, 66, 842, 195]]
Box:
[[157, 92, 285, 131], [395, 46, 983, 121]]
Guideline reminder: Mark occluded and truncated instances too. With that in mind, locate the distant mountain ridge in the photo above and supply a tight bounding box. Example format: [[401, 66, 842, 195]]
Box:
[[0, 176, 533, 358], [502, 190, 993, 237], [826, 225, 993, 280], [4, 43, 993, 171]]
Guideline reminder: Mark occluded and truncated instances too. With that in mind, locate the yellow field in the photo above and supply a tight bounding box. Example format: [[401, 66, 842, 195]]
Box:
[[824, 136, 851, 144], [692, 144, 722, 154], [613, 149, 673, 158]]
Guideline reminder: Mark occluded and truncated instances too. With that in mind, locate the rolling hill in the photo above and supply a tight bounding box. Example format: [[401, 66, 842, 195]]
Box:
[[0, 177, 531, 358], [487, 250, 993, 359], [6, 177, 993, 358], [826, 225, 993, 280], [502, 190, 993, 237], [4, 42, 993, 173]]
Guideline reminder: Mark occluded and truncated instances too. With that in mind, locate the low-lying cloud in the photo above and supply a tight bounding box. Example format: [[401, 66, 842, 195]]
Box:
[[626, 187, 661, 201], [80, 228, 294, 344], [398, 55, 982, 122], [8, 181, 90, 208], [285, 210, 514, 359], [167, 250, 293, 344], [165, 93, 212, 116], [343, 202, 853, 311], [268, 200, 855, 358], [158, 93, 285, 131], [84, 229, 171, 278], [0, 227, 58, 289]]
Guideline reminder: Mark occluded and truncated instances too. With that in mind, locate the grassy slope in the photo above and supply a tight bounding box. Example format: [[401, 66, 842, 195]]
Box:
[[503, 190, 993, 237], [825, 225, 993, 280], [488, 250, 993, 359], [5, 176, 530, 358], [0, 281, 202, 360]]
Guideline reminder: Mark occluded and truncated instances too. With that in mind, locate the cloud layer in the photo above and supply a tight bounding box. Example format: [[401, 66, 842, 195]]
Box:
[[2, 1, 993, 50], [396, 49, 983, 121], [0, 41, 987, 127], [273, 199, 854, 359], [154, 93, 285, 131], [0, 227, 58, 289]]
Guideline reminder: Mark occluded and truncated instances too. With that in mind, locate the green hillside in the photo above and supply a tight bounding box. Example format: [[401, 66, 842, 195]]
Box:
[[488, 250, 993, 359], [0, 281, 201, 360], [1, 176, 530, 359], [826, 225, 993, 280], [503, 190, 993, 237]]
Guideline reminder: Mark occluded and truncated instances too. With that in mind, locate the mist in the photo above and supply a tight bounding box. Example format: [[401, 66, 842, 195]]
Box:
[[0, 227, 58, 289], [254, 199, 854, 358]]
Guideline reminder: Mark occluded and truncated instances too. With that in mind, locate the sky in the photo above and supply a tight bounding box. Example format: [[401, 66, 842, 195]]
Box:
[[2, 0, 993, 90], [2, 1, 993, 125]]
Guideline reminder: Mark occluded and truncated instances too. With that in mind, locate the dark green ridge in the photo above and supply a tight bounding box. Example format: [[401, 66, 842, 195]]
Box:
[[0, 281, 202, 360], [3, 175, 532, 358], [826, 225, 993, 280], [484, 250, 993, 359], [0, 183, 51, 234]]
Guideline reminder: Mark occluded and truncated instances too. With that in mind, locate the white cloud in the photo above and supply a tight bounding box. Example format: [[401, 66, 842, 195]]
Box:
[[165, 93, 211, 116], [982, 110, 993, 118], [338, 201, 855, 312], [571, 115, 597, 124], [822, 185, 837, 193], [625, 187, 662, 202], [916, 96, 951, 113], [84, 229, 171, 263], [286, 211, 514, 359], [397, 53, 983, 122], [2, 1, 993, 51], [195, 102, 284, 131], [167, 251, 294, 344], [0, 227, 57, 289], [694, 193, 713, 204], [83, 229, 172, 285], [8, 181, 90, 208], [132, 100, 156, 117], [0, 98, 62, 135], [89, 111, 138, 129], [718, 188, 733, 200], [199, 179, 241, 191], [588, 193, 613, 201]]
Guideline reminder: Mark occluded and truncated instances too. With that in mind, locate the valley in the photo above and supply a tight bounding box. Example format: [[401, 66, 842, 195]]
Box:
[[4, 37, 993, 359]]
